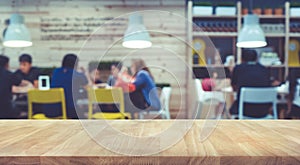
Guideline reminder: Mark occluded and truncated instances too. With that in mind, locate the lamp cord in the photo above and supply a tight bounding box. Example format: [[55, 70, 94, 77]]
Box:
[[249, 0, 253, 14], [135, 0, 138, 12]]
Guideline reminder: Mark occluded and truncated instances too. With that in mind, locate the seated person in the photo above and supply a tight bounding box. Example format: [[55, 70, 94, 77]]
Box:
[[13, 54, 40, 114], [87, 63, 108, 88], [230, 49, 271, 118], [94, 62, 126, 113], [115, 66, 133, 92], [87, 62, 102, 85], [287, 68, 300, 118], [107, 62, 121, 86], [0, 55, 22, 119], [116, 59, 160, 118], [14, 54, 39, 88], [44, 54, 88, 119], [89, 68, 102, 85]]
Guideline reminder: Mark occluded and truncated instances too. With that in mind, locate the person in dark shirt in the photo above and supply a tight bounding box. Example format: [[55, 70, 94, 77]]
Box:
[[44, 54, 88, 119], [230, 49, 271, 118], [107, 63, 120, 86], [287, 68, 300, 118], [14, 54, 40, 87], [13, 54, 40, 115], [88, 63, 103, 85], [0, 55, 22, 119]]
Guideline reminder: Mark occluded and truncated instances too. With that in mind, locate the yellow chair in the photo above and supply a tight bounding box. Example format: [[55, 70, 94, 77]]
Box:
[[27, 88, 67, 120], [88, 87, 130, 119]]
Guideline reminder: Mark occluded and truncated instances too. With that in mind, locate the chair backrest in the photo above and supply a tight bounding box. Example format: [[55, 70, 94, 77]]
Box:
[[160, 87, 172, 119], [87, 87, 125, 118], [195, 79, 204, 96], [194, 79, 225, 103], [238, 87, 277, 119], [27, 88, 67, 119], [293, 79, 300, 106]]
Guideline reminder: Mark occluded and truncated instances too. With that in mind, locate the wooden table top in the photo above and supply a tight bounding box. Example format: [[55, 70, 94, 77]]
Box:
[[0, 120, 300, 165]]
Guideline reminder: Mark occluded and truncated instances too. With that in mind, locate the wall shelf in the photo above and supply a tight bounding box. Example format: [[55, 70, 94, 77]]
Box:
[[193, 15, 237, 19], [192, 65, 285, 69], [192, 64, 230, 68], [188, 1, 294, 82], [258, 15, 285, 19], [193, 32, 237, 37], [265, 33, 286, 37], [290, 17, 300, 19], [265, 65, 286, 68], [289, 33, 300, 37]]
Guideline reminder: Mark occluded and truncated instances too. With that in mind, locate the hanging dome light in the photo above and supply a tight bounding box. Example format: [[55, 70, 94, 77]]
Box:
[[122, 13, 152, 49], [3, 14, 32, 48], [236, 14, 267, 48]]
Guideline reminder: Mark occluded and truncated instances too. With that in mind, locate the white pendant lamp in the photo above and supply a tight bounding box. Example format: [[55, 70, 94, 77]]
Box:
[[236, 14, 267, 48], [122, 13, 152, 49], [3, 14, 32, 48]]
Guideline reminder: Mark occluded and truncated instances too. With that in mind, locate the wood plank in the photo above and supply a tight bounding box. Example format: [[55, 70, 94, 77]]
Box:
[[0, 120, 300, 164]]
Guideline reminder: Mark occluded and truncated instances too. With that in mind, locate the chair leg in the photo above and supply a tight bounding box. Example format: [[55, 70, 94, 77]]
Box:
[[231, 115, 238, 119], [160, 112, 165, 119], [165, 112, 171, 119], [195, 101, 202, 119], [139, 112, 144, 119], [273, 103, 278, 120], [165, 109, 171, 119], [163, 111, 169, 119], [215, 103, 225, 119], [130, 112, 135, 119]]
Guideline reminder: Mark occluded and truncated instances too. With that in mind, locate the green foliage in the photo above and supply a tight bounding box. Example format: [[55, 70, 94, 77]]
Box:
[[88, 61, 120, 71], [291, 2, 300, 7], [39, 67, 56, 76], [193, 2, 212, 6], [217, 2, 235, 7]]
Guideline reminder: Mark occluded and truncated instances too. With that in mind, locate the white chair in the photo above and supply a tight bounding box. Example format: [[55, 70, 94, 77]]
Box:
[[139, 87, 172, 119], [238, 87, 278, 120], [194, 79, 225, 119]]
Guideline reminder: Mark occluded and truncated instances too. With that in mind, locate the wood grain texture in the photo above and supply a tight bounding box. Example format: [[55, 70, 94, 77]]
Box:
[[0, 120, 300, 164]]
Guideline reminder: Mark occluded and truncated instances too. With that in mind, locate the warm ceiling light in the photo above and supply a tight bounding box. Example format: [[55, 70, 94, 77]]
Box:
[[3, 14, 32, 48], [122, 13, 152, 49]]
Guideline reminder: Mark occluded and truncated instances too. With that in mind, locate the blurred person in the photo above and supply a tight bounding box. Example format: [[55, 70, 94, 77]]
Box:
[[116, 59, 160, 118], [287, 68, 300, 119], [13, 54, 39, 116], [201, 72, 218, 91], [107, 62, 122, 86], [14, 54, 40, 88], [0, 55, 22, 118], [115, 66, 133, 92], [229, 49, 271, 118], [93, 62, 126, 113], [87, 63, 106, 88], [89, 68, 102, 84], [44, 54, 88, 119]]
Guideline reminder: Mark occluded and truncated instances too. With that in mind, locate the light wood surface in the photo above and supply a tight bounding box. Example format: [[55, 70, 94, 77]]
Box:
[[0, 120, 300, 164]]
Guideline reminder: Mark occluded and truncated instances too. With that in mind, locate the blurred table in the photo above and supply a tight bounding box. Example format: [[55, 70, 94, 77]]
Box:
[[0, 120, 300, 164], [12, 86, 35, 106]]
